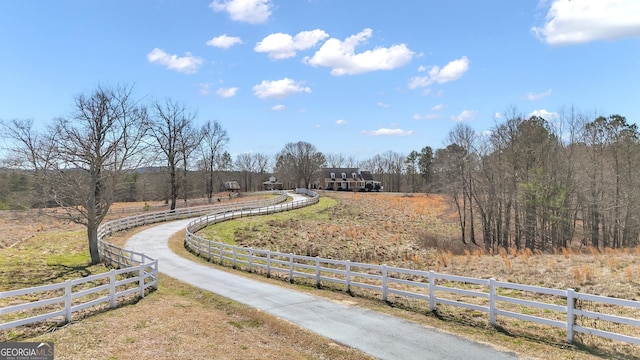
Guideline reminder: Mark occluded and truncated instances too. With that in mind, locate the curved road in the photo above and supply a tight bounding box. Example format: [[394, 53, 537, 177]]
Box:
[[125, 194, 518, 360]]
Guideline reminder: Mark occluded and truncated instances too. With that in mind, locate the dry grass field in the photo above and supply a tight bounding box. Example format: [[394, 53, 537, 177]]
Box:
[[199, 191, 640, 359], [2, 191, 640, 359]]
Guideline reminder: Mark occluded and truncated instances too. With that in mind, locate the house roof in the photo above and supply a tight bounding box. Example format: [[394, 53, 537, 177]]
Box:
[[321, 168, 359, 177], [320, 168, 375, 181]]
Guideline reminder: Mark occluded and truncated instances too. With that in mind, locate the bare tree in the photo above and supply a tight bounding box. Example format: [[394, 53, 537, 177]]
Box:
[[200, 120, 229, 199], [235, 153, 256, 191], [149, 99, 197, 210], [325, 153, 347, 168], [178, 120, 202, 202], [0, 119, 56, 209], [45, 85, 148, 264], [275, 141, 325, 188]]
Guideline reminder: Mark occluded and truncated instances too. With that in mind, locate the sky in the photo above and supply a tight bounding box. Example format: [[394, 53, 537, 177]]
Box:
[[1, 0, 639, 161]]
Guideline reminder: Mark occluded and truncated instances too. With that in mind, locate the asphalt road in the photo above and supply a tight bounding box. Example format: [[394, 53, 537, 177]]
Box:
[[125, 197, 519, 360]]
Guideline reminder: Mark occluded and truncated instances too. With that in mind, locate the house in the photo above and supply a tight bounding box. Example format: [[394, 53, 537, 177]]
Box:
[[318, 168, 382, 192], [262, 176, 284, 191]]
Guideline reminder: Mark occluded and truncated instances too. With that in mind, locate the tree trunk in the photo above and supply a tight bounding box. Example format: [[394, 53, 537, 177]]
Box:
[[87, 222, 101, 265]]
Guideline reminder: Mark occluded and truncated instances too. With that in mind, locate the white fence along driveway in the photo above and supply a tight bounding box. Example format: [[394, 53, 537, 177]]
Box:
[[125, 193, 517, 360]]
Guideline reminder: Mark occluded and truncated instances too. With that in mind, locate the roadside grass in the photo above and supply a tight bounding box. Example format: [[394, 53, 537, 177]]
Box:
[[22, 273, 374, 360], [198, 196, 336, 245], [0, 203, 374, 360], [193, 191, 640, 360]]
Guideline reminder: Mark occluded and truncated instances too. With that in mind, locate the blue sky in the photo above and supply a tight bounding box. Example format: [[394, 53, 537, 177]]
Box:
[[1, 0, 639, 160]]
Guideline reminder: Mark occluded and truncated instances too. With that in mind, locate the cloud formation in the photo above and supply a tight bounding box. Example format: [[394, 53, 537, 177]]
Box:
[[147, 48, 203, 74], [252, 78, 311, 99], [532, 0, 640, 45], [216, 87, 238, 97], [336, 119, 348, 125], [206, 34, 243, 48], [209, 0, 272, 24], [255, 30, 328, 59], [408, 56, 470, 89], [362, 128, 414, 136], [304, 28, 414, 75], [450, 110, 477, 122], [526, 89, 552, 101], [529, 109, 558, 120]]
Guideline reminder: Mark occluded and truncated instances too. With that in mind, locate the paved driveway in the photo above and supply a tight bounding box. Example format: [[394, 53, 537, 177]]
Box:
[[125, 199, 519, 360]]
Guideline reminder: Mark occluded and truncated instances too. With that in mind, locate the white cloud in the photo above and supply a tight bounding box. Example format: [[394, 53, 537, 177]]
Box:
[[336, 119, 348, 125], [252, 78, 311, 99], [413, 113, 440, 120], [532, 0, 640, 45], [362, 128, 414, 136], [216, 87, 238, 98], [206, 34, 243, 49], [526, 89, 552, 101], [304, 28, 414, 75], [450, 110, 477, 122], [408, 56, 470, 89], [418, 65, 427, 72], [147, 48, 203, 74], [529, 109, 559, 120], [209, 0, 272, 24], [377, 102, 390, 108], [255, 29, 328, 59], [432, 104, 445, 111], [494, 112, 503, 119], [272, 104, 285, 111]]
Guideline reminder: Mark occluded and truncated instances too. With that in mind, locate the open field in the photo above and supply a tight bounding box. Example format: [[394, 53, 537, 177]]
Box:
[[2, 191, 640, 359], [198, 191, 640, 359]]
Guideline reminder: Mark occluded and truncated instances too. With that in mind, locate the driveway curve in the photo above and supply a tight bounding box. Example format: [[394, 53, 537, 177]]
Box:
[[125, 195, 519, 360]]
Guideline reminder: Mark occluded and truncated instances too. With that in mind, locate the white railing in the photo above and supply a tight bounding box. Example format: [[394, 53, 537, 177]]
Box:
[[1, 192, 289, 331], [185, 190, 640, 346]]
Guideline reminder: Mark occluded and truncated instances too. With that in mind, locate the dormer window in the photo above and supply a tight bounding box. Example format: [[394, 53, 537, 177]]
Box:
[[341, 172, 347, 179], [330, 172, 335, 179], [352, 172, 357, 179]]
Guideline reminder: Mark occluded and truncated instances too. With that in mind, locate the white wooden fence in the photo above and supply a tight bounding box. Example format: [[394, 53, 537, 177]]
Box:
[[1, 192, 289, 331], [185, 190, 640, 346]]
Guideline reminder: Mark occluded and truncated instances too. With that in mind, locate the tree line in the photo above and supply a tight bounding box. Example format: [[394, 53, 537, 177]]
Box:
[[435, 108, 640, 252], [1, 84, 636, 262]]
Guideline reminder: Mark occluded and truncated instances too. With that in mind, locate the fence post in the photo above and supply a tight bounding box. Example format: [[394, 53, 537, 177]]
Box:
[[232, 247, 237, 269], [153, 260, 159, 290], [567, 288, 575, 343], [266, 251, 271, 278], [139, 266, 145, 298], [289, 253, 294, 283], [315, 256, 320, 288], [382, 264, 388, 302], [248, 249, 253, 272], [489, 278, 496, 326], [207, 238, 212, 261], [65, 281, 73, 323], [345, 260, 351, 294], [109, 269, 116, 308], [429, 270, 435, 312], [219, 243, 223, 264]]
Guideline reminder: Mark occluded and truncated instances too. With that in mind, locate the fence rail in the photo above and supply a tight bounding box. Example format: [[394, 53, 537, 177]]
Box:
[[1, 191, 289, 331], [185, 189, 640, 346]]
